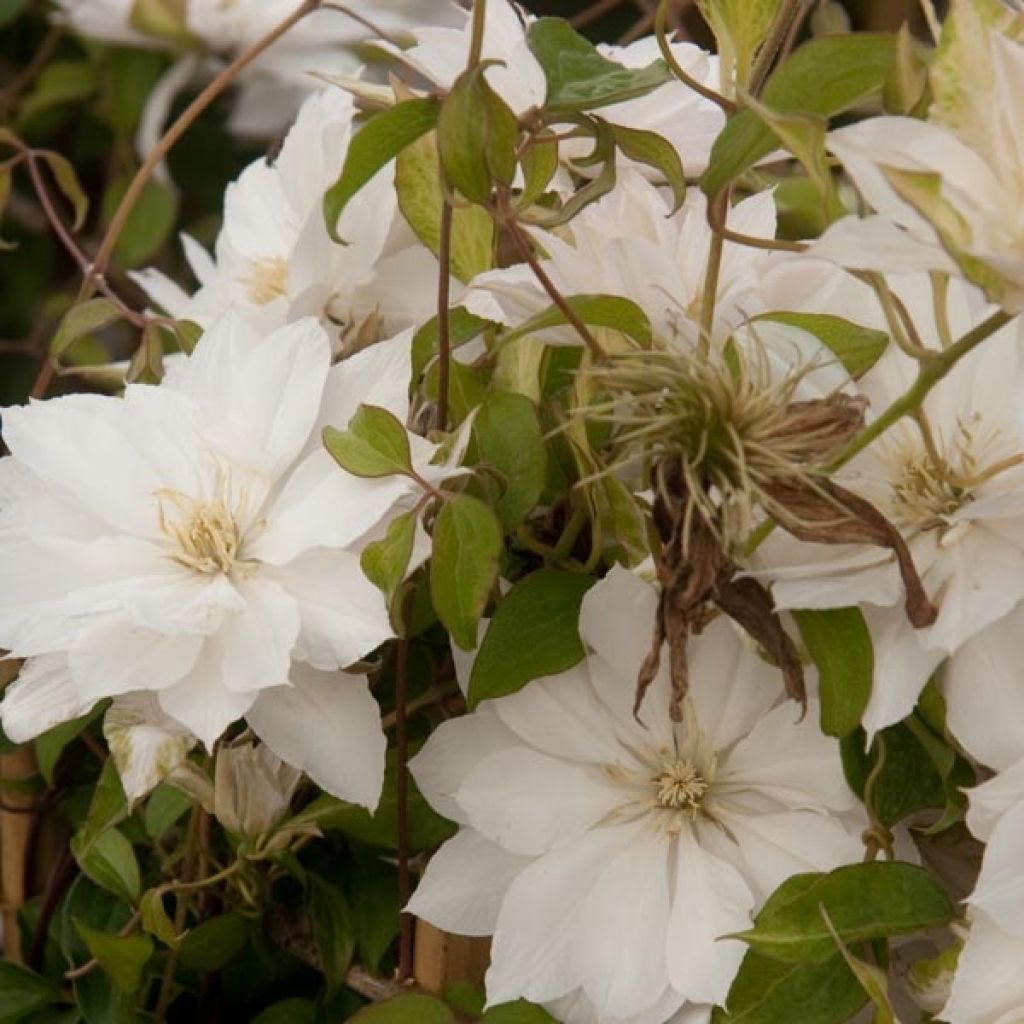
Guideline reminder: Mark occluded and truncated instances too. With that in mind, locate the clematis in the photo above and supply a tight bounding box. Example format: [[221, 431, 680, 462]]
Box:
[[136, 87, 441, 353], [940, 758, 1024, 1023], [0, 314, 442, 807], [385, 1, 724, 176], [409, 567, 865, 1024], [53, 0, 456, 140], [758, 277, 1024, 739], [466, 170, 803, 351], [811, 0, 1024, 312]]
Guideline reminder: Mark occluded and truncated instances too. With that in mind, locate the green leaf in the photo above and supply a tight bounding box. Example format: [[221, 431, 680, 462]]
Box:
[[734, 862, 953, 963], [251, 1000, 317, 1024], [143, 782, 192, 839], [0, 0, 30, 28], [755, 312, 889, 378], [73, 828, 140, 905], [472, 392, 547, 529], [37, 150, 89, 231], [105, 49, 167, 140], [101, 176, 179, 269], [34, 705, 103, 786], [701, 33, 898, 195], [20, 61, 99, 123], [608, 122, 686, 212], [527, 18, 670, 115], [526, 123, 617, 228], [412, 307, 492, 382], [482, 1002, 560, 1024], [139, 889, 178, 947], [431, 494, 504, 650], [793, 608, 872, 738], [438, 64, 519, 205], [51, 299, 121, 359], [73, 920, 152, 993], [517, 134, 560, 210], [714, 950, 866, 1024], [502, 293, 653, 349], [697, 0, 783, 90], [864, 721, 949, 827], [819, 908, 899, 1023], [469, 569, 596, 708], [350, 852, 399, 972], [396, 129, 494, 282], [324, 98, 440, 242], [76, 758, 129, 849], [361, 509, 418, 607], [307, 874, 355, 998], [0, 961, 60, 1022], [323, 405, 413, 479], [350, 994, 455, 1024], [177, 913, 248, 972]]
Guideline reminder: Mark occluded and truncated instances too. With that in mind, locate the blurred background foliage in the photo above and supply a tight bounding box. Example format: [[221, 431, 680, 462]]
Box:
[[0, 0, 932, 408]]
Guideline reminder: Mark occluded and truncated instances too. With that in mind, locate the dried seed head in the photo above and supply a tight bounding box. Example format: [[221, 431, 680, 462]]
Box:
[[586, 344, 866, 550]]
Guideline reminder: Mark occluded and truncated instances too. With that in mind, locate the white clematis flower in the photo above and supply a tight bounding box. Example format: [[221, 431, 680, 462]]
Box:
[[53, 0, 458, 140], [466, 170, 805, 351], [385, 1, 724, 177], [135, 87, 441, 351], [811, 0, 1024, 312], [0, 314, 440, 807], [941, 758, 1024, 1024], [409, 567, 865, 1024]]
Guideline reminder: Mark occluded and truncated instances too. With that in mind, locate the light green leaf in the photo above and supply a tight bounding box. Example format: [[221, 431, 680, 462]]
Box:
[[412, 307, 492, 382], [525, 123, 616, 227], [882, 24, 930, 116], [468, 569, 596, 708], [323, 404, 413, 479], [0, 961, 61, 1021], [396, 129, 494, 282], [361, 508, 418, 608], [73, 920, 152, 993], [431, 494, 503, 650], [502, 293, 653, 349], [733, 862, 953, 963], [701, 33, 898, 195], [527, 18, 670, 115], [482, 1001, 560, 1024], [350, 994, 455, 1024], [307, 874, 355, 998], [714, 950, 866, 1023], [472, 392, 547, 529], [819, 907, 898, 1023], [139, 889, 178, 947], [754, 312, 889, 378], [51, 298, 122, 358], [517, 134, 559, 210], [608, 122, 686, 212], [38, 150, 89, 231], [73, 828, 140, 906], [324, 98, 440, 242], [793, 607, 872, 738]]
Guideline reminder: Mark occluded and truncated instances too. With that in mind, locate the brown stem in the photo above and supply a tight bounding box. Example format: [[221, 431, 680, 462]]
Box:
[[395, 589, 417, 982], [434, 201, 454, 432]]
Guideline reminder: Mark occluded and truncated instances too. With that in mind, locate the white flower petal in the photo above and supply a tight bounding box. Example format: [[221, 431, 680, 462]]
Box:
[[942, 911, 1024, 1024], [407, 828, 531, 937], [0, 655, 90, 743], [218, 577, 299, 693], [965, 757, 1024, 843], [247, 664, 386, 808], [965, 800, 1024, 940]]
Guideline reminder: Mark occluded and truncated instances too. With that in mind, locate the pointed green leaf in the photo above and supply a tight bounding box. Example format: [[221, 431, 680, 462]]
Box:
[[350, 994, 455, 1023], [608, 122, 686, 212], [51, 298, 122, 358], [431, 494, 503, 650], [361, 508, 418, 607], [324, 98, 441, 242], [468, 569, 596, 708], [139, 888, 178, 947], [72, 828, 140, 905], [502, 293, 653, 348], [73, 920, 153, 993], [754, 312, 889, 378], [0, 962, 61, 1021], [38, 149, 89, 230], [307, 874, 355, 998], [323, 404, 413, 479]]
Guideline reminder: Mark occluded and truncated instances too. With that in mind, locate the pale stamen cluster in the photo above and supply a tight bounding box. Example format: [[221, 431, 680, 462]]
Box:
[[241, 258, 289, 306]]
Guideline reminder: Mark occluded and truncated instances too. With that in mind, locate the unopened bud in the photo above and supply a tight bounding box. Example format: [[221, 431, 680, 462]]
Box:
[[213, 743, 301, 839]]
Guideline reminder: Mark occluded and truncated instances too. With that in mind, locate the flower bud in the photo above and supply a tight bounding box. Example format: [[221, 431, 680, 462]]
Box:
[[213, 743, 301, 839]]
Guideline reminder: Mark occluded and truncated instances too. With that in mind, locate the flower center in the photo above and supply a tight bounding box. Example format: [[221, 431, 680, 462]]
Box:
[[889, 453, 967, 529], [241, 258, 289, 306], [157, 490, 250, 575], [653, 757, 708, 813]]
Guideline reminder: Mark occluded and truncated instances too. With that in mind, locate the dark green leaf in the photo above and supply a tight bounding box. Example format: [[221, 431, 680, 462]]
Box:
[[34, 705, 103, 786], [38, 150, 89, 231], [105, 49, 167, 140], [73, 920, 152, 993], [431, 494, 503, 650], [472, 392, 547, 529], [307, 875, 355, 997], [323, 404, 413, 479], [755, 312, 889, 378], [350, 852, 399, 972], [0, 0, 30, 28], [0, 961, 60, 1022], [734, 862, 953, 963], [518, 134, 560, 210], [20, 61, 99, 123], [177, 913, 248, 972], [527, 18, 670, 115], [483, 1002, 560, 1024], [714, 950, 866, 1023], [72, 828, 140, 906], [101, 176, 179, 269], [701, 34, 898, 195], [866, 722, 948, 827], [350, 994, 455, 1024], [143, 783, 192, 839], [51, 299, 122, 358], [794, 608, 872, 737], [412, 308, 492, 382], [469, 569, 596, 708], [324, 98, 440, 242], [139, 889, 177, 947], [251, 1000, 317, 1024]]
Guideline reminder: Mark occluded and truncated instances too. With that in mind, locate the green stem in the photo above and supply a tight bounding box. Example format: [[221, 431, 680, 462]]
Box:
[[654, 0, 735, 113], [467, 0, 487, 68], [698, 191, 728, 356]]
